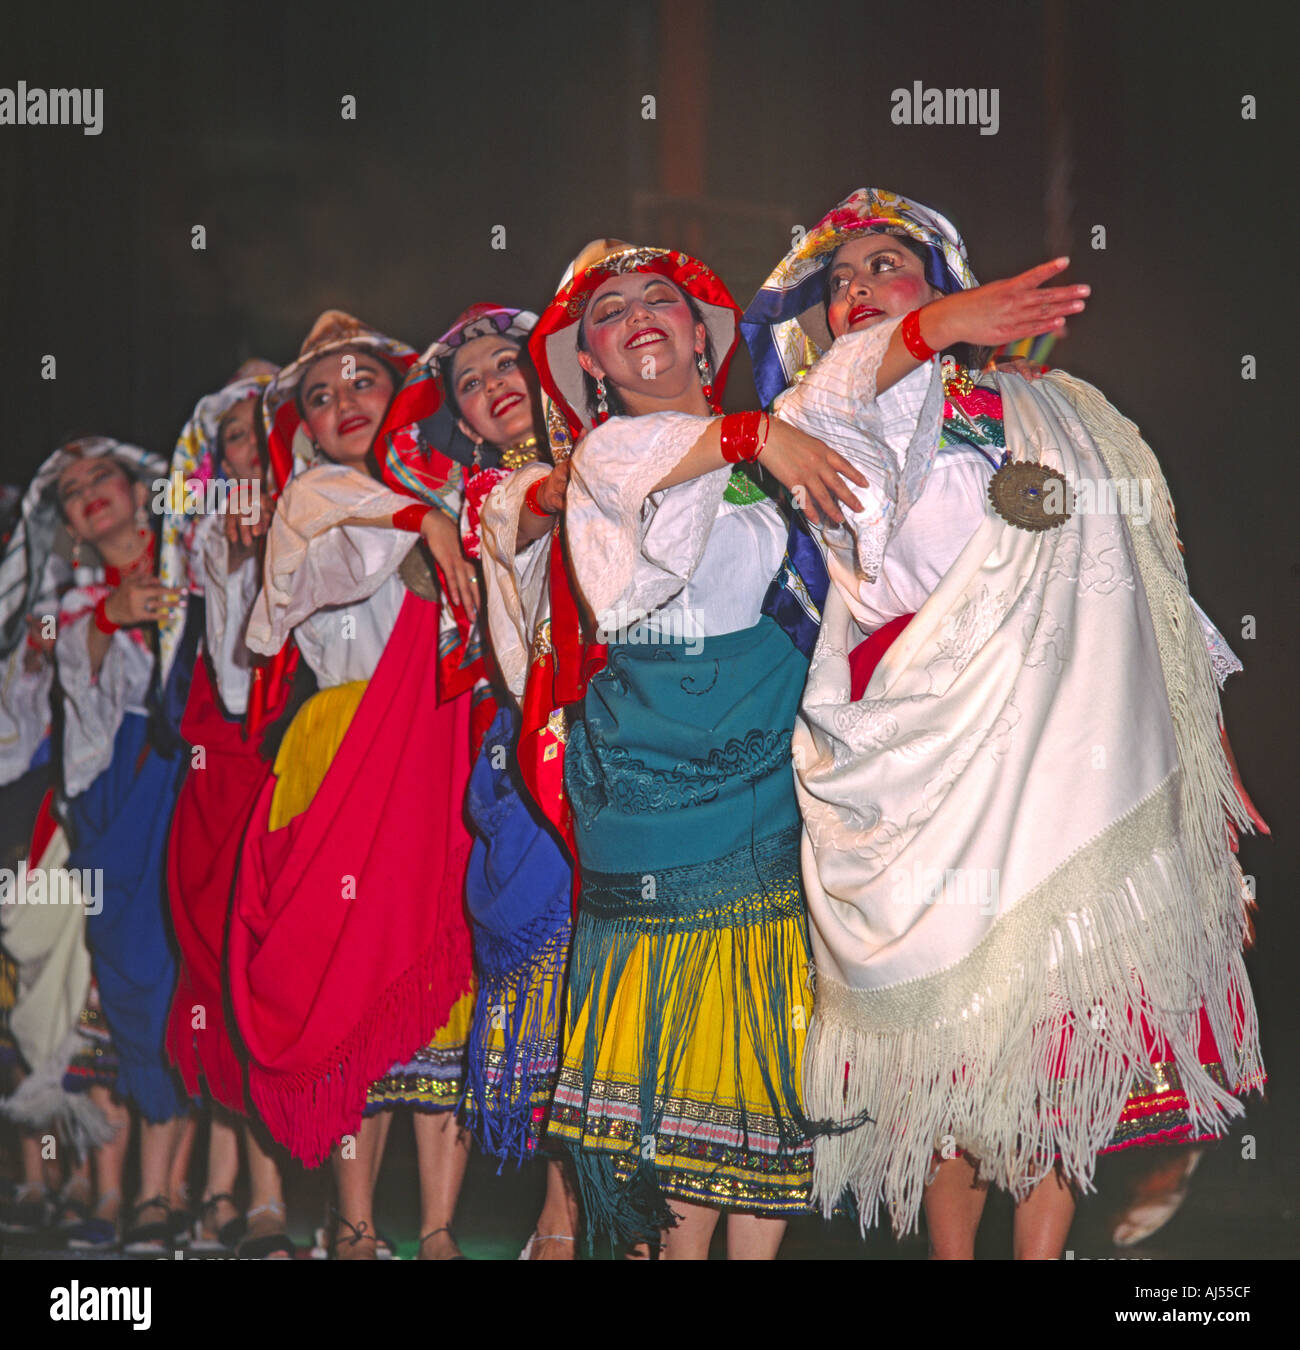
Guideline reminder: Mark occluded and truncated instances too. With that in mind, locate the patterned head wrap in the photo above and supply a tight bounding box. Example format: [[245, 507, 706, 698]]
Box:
[[529, 240, 742, 453], [381, 304, 538, 506], [0, 438, 166, 657], [157, 360, 277, 684], [742, 188, 976, 407], [262, 310, 417, 491]]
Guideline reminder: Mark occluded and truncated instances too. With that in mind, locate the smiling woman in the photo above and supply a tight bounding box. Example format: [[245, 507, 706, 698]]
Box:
[[47, 437, 195, 1254], [381, 302, 581, 1259], [478, 241, 870, 1260], [227, 310, 479, 1259], [743, 187, 1265, 1259]]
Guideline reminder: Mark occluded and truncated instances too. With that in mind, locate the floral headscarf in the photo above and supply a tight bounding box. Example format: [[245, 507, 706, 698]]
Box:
[[742, 188, 976, 407], [157, 360, 277, 684], [0, 438, 165, 658], [530, 241, 742, 450], [381, 304, 538, 510]]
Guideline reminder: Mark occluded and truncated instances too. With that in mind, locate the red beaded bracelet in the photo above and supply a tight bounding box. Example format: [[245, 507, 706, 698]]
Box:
[[93, 596, 120, 635], [393, 502, 432, 532], [901, 308, 937, 362], [524, 478, 554, 518], [720, 411, 765, 463]]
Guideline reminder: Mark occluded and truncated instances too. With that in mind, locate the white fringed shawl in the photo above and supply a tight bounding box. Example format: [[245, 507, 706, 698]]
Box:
[[791, 364, 1262, 1233], [0, 826, 114, 1153]]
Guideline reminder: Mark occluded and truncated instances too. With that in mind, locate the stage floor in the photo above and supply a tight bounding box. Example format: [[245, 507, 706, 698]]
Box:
[[3, 1111, 1294, 1261]]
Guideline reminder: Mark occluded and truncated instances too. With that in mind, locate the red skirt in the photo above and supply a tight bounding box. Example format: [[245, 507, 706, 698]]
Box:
[[165, 657, 272, 1113], [227, 591, 474, 1166]]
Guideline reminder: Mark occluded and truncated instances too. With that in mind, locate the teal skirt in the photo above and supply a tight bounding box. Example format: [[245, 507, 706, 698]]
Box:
[[553, 616, 817, 1248]]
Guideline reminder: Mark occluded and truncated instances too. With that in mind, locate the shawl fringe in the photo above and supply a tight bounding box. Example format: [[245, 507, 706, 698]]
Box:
[[805, 373, 1263, 1233], [805, 779, 1261, 1233], [247, 908, 472, 1169]]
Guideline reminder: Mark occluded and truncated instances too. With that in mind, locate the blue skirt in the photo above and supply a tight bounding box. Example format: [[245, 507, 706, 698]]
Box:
[[67, 712, 188, 1122], [462, 703, 572, 1162]]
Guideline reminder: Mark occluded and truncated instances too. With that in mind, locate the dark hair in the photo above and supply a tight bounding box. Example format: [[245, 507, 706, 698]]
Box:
[[829, 228, 986, 371], [293, 346, 404, 427], [213, 397, 258, 477], [442, 332, 535, 425], [576, 282, 718, 420], [50, 453, 132, 525], [293, 345, 404, 483], [256, 655, 320, 765]]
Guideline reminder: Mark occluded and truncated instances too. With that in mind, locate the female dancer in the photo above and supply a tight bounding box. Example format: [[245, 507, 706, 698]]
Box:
[[480, 240, 863, 1259], [48, 437, 198, 1253], [159, 362, 297, 1257], [743, 188, 1265, 1257], [231, 311, 478, 1259], [0, 466, 111, 1238], [384, 303, 579, 1258]]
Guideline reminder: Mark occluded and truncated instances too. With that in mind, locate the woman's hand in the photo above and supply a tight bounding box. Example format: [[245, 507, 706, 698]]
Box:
[[536, 460, 571, 515], [516, 463, 570, 547], [923, 259, 1089, 351], [421, 508, 479, 620], [759, 421, 869, 527], [223, 483, 272, 549], [104, 576, 182, 627]]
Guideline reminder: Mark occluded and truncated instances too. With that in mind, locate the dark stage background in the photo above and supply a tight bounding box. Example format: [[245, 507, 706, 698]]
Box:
[[1, 0, 1294, 1255]]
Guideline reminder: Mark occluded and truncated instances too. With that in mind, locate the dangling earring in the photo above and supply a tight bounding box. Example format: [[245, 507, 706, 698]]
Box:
[[697, 351, 719, 414], [595, 377, 609, 425], [71, 537, 82, 569]]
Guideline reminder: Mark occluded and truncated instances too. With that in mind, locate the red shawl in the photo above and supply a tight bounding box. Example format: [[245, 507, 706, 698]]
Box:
[[165, 657, 272, 1112], [227, 590, 474, 1165]]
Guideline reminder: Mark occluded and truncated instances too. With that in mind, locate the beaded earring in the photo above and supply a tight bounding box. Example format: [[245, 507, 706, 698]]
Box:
[[71, 537, 82, 568], [697, 351, 720, 414], [595, 377, 609, 424]]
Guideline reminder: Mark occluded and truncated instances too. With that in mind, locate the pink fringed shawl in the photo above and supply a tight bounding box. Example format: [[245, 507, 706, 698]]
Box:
[[228, 591, 474, 1165]]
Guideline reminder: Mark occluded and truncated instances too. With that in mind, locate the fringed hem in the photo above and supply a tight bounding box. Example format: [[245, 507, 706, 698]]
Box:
[[1, 1028, 119, 1157], [463, 925, 568, 1164], [804, 796, 1263, 1235], [555, 873, 815, 1247], [550, 1073, 815, 1222], [247, 924, 474, 1168]]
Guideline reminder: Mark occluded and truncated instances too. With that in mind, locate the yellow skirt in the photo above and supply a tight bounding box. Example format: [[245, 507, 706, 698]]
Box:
[[269, 682, 473, 1111], [548, 887, 815, 1223]]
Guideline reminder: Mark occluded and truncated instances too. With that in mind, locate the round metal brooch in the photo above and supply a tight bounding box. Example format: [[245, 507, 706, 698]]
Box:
[[987, 460, 1071, 532], [399, 543, 441, 600]]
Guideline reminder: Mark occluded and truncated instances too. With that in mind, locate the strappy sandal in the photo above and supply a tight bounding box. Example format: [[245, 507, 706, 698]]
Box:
[[419, 1224, 466, 1260], [236, 1200, 296, 1260], [518, 1231, 575, 1260], [121, 1195, 173, 1257], [190, 1192, 246, 1254], [330, 1213, 392, 1261]]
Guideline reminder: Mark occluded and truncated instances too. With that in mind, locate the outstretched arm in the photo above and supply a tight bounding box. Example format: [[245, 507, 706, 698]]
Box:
[[877, 257, 1089, 394]]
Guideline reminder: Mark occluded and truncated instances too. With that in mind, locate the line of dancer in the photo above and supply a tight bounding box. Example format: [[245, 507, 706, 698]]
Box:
[[0, 187, 1268, 1260]]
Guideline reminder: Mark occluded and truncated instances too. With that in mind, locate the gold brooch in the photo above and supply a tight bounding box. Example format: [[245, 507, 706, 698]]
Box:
[[987, 459, 1071, 532]]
